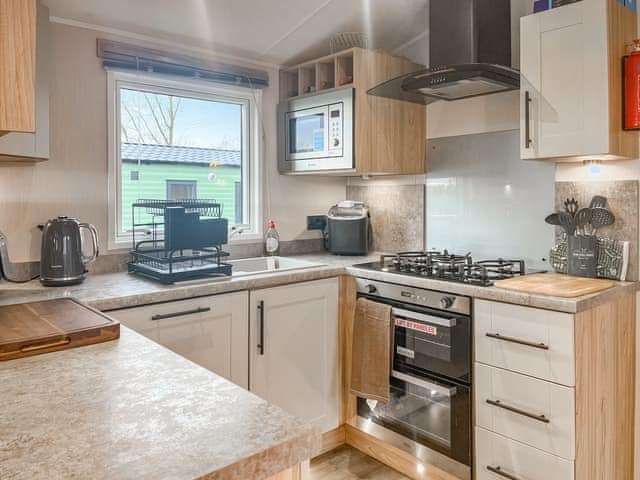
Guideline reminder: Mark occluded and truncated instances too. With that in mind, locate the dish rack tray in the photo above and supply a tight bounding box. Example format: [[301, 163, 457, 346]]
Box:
[[128, 199, 231, 284]]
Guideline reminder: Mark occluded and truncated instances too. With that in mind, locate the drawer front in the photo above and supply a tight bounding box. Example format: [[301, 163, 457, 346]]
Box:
[[475, 363, 575, 460], [475, 300, 575, 386], [476, 427, 574, 480]]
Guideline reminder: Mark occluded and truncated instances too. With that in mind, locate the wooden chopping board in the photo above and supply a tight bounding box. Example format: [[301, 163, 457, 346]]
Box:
[[494, 273, 615, 298], [0, 298, 119, 361]]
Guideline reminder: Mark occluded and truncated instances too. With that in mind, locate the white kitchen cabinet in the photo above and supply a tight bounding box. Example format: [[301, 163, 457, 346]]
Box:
[[108, 291, 249, 388], [249, 278, 340, 433], [520, 0, 637, 161]]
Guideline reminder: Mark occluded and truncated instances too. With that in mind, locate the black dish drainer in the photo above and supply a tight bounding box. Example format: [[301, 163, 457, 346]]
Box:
[[127, 199, 232, 284]]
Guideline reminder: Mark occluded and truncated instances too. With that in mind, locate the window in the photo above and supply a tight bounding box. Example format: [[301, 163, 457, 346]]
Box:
[[166, 180, 197, 200], [107, 70, 262, 248]]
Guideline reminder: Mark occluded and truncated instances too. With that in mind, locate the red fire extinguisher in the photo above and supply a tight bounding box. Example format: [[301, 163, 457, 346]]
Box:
[[624, 39, 640, 130]]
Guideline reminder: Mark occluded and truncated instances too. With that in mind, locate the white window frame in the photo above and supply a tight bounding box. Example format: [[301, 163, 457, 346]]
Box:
[[107, 69, 263, 251]]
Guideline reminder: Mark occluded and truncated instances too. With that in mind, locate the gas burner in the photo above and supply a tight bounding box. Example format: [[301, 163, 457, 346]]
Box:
[[368, 252, 528, 286]]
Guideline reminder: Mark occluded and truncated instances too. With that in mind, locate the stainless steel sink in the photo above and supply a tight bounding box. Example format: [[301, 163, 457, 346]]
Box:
[[228, 256, 323, 276]]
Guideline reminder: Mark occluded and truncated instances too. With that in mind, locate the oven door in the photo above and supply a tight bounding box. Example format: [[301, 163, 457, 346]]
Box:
[[285, 106, 331, 161], [357, 370, 471, 466], [389, 303, 470, 384]]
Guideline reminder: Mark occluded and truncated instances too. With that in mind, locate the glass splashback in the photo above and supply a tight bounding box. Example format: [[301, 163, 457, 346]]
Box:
[[426, 130, 555, 271]]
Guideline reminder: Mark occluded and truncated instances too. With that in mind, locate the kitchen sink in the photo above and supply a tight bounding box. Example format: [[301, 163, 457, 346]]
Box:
[[228, 256, 323, 276]]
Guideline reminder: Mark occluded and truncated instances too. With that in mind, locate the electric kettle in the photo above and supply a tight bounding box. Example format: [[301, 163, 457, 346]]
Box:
[[40, 216, 99, 286]]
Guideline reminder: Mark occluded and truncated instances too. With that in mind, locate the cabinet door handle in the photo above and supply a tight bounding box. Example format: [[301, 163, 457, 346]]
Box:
[[486, 399, 550, 423], [524, 90, 532, 148], [257, 300, 265, 355], [486, 332, 549, 350], [487, 465, 522, 480], [151, 306, 210, 321]]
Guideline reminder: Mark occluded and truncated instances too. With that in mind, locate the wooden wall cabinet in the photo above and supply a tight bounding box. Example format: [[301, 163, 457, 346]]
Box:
[[520, 0, 638, 161], [0, 0, 36, 134], [280, 48, 426, 176], [249, 278, 341, 433], [0, 1, 49, 162]]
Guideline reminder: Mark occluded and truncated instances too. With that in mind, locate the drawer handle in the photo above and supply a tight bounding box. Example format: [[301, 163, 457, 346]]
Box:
[[20, 337, 71, 353], [151, 307, 211, 320], [486, 399, 550, 424], [487, 465, 523, 480], [485, 332, 549, 350]]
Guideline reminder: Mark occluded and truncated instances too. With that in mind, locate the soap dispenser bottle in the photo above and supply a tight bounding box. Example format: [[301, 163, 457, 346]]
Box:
[[264, 220, 280, 256]]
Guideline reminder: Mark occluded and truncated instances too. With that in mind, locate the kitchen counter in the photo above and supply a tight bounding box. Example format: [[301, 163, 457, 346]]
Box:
[[0, 326, 319, 480], [0, 253, 636, 313]]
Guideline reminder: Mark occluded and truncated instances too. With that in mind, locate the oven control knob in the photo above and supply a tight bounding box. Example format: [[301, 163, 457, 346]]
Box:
[[365, 284, 377, 294], [440, 296, 455, 309]]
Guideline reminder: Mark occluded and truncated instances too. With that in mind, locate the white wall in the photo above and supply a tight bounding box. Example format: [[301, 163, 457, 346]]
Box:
[[0, 21, 346, 262]]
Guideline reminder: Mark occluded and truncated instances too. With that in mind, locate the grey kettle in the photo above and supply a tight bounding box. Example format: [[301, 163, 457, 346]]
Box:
[[40, 216, 99, 286]]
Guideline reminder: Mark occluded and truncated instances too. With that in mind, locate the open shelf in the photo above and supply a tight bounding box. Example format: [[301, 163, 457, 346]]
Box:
[[279, 49, 355, 101]]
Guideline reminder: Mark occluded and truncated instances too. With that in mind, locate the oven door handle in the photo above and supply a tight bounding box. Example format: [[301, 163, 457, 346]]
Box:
[[391, 308, 456, 328], [391, 370, 456, 397]]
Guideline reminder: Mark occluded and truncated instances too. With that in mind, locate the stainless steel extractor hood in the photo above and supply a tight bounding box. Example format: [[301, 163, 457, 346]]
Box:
[[369, 0, 520, 104]]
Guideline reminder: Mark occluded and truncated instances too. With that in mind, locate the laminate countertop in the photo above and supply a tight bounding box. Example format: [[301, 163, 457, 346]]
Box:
[[0, 253, 637, 313], [0, 326, 319, 480]]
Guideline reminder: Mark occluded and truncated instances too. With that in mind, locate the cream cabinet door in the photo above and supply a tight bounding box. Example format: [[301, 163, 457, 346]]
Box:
[[107, 291, 249, 388], [520, 2, 608, 160], [249, 278, 340, 433]]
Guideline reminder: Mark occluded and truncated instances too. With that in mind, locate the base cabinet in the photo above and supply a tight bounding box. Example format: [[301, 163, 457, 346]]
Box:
[[107, 291, 249, 388], [249, 278, 340, 433]]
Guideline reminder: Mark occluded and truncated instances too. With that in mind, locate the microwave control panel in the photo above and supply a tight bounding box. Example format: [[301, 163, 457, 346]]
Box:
[[328, 103, 343, 152]]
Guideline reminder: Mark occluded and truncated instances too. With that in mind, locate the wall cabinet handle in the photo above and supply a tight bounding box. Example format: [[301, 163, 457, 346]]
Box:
[[486, 399, 550, 423], [524, 90, 532, 148], [487, 465, 522, 480], [257, 300, 265, 355], [486, 332, 549, 350], [151, 306, 211, 320]]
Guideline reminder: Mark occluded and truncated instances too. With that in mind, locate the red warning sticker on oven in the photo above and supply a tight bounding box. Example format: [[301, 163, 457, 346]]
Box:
[[395, 318, 437, 336]]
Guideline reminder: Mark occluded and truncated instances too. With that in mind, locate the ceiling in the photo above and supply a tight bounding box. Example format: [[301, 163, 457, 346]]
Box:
[[42, 0, 429, 66]]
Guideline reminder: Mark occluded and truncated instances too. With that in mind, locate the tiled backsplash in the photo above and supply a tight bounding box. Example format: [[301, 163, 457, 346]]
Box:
[[555, 180, 639, 281], [346, 184, 425, 253]]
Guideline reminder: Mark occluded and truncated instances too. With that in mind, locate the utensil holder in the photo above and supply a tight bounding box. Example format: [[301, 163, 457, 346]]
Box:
[[567, 235, 597, 278]]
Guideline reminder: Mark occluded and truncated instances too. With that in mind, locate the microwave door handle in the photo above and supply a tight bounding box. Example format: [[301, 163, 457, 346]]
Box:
[[391, 307, 457, 328], [391, 370, 456, 397]]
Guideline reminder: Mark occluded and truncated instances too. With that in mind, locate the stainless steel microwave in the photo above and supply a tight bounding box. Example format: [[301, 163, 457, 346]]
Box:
[[278, 88, 354, 174]]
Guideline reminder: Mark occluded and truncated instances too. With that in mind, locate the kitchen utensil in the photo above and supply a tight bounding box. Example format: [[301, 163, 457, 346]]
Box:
[[494, 273, 613, 297], [564, 198, 579, 217], [589, 195, 607, 209], [0, 298, 119, 361], [573, 208, 593, 236], [39, 216, 99, 286], [589, 207, 615, 235], [0, 230, 39, 282], [557, 211, 576, 236], [544, 213, 562, 226]]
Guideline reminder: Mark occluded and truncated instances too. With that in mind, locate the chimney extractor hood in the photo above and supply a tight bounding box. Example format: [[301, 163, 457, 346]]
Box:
[[369, 0, 520, 104]]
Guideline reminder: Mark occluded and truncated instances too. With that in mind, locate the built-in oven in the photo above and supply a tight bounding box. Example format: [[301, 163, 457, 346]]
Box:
[[354, 278, 472, 480], [277, 88, 354, 174]]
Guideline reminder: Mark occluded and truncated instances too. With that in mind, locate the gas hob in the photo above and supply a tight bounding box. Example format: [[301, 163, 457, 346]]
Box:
[[354, 250, 529, 287]]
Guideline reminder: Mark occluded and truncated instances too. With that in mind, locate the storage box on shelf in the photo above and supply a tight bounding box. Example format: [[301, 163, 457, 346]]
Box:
[[474, 298, 635, 480], [520, 0, 638, 161], [279, 48, 426, 175]]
